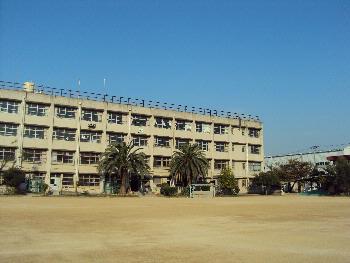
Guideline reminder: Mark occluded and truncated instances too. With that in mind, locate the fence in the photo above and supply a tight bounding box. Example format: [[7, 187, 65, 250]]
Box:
[[0, 80, 261, 122]]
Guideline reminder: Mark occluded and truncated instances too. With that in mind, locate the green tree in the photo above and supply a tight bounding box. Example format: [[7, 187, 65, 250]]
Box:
[[98, 142, 150, 194], [278, 159, 313, 192], [323, 158, 350, 195], [217, 167, 239, 195], [170, 144, 209, 186], [252, 171, 280, 195], [3, 167, 25, 189]]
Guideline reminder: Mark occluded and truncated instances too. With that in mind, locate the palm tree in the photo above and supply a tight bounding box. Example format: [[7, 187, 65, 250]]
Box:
[[98, 142, 150, 194], [170, 144, 209, 186]]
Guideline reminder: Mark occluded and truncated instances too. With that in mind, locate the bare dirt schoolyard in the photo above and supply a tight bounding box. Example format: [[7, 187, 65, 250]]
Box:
[[0, 195, 349, 263]]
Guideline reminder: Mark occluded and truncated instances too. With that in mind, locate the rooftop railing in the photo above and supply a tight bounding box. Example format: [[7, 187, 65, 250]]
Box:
[[0, 80, 261, 122]]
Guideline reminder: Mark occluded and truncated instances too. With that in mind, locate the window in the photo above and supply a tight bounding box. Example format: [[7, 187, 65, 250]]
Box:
[[26, 103, 47, 116], [241, 128, 246, 136], [82, 109, 102, 122], [175, 138, 191, 149], [242, 145, 246, 152], [0, 147, 16, 161], [108, 112, 124, 124], [249, 162, 261, 172], [242, 162, 246, 170], [214, 160, 228, 170], [55, 106, 76, 119], [80, 131, 102, 143], [232, 144, 235, 152], [79, 174, 100, 186], [23, 148, 46, 163], [176, 119, 192, 131], [62, 174, 74, 186], [248, 128, 260, 138], [80, 152, 100, 165], [0, 100, 19, 114], [154, 136, 170, 147], [53, 128, 76, 141], [26, 172, 46, 180], [154, 117, 171, 129], [132, 114, 148, 126], [24, 125, 46, 139], [132, 135, 148, 147], [108, 133, 125, 144], [232, 161, 235, 169], [196, 122, 211, 133], [249, 145, 261, 154], [0, 123, 18, 136], [196, 140, 210, 151], [215, 142, 228, 152], [153, 156, 171, 168], [214, 124, 229, 135], [52, 151, 74, 164]]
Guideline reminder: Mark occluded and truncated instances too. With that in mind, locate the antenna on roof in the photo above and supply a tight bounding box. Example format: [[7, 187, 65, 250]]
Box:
[[78, 79, 81, 98], [103, 78, 106, 94]]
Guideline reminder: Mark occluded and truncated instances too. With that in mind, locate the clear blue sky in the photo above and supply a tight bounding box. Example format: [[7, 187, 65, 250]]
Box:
[[0, 0, 349, 155]]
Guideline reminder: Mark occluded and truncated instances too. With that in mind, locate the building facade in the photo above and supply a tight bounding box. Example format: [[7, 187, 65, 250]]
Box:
[[0, 81, 264, 193], [265, 145, 350, 170]]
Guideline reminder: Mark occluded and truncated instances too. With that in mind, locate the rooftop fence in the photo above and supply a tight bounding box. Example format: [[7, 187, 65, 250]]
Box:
[[0, 80, 261, 122]]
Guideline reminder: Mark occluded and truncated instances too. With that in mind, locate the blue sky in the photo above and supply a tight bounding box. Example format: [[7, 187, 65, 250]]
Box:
[[0, 0, 349, 155]]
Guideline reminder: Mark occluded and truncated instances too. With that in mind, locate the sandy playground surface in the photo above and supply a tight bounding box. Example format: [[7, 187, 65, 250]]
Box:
[[0, 195, 349, 263]]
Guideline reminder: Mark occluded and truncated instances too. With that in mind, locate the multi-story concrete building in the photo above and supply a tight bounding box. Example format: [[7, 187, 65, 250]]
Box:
[[0, 81, 264, 193]]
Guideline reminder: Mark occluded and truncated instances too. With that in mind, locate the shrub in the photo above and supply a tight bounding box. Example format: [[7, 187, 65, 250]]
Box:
[[3, 167, 25, 190], [160, 183, 177, 197], [180, 186, 190, 196], [217, 167, 240, 195]]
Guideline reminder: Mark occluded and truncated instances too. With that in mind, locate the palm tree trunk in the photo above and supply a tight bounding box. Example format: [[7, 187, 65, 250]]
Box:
[[120, 169, 129, 194]]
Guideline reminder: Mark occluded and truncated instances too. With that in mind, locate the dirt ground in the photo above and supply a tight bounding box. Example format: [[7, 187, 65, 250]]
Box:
[[0, 195, 349, 263]]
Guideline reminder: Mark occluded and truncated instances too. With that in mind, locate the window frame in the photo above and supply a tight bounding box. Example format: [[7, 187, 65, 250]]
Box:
[[196, 140, 210, 151], [131, 114, 148, 127], [154, 136, 171, 148], [215, 142, 228, 152], [132, 135, 148, 147], [108, 111, 124, 124], [52, 151, 75, 164], [153, 156, 171, 168], [53, 128, 76, 141], [22, 148, 46, 163], [175, 119, 192, 131], [154, 117, 172, 129], [108, 133, 125, 144], [26, 103, 47, 116], [214, 124, 229, 135], [0, 122, 18, 136], [0, 100, 19, 114], [79, 174, 100, 187], [81, 109, 102, 122], [175, 138, 191, 149], [80, 152, 100, 165], [195, 122, 211, 133], [55, 106, 76, 119], [214, 160, 229, 170], [24, 125, 46, 139], [80, 131, 102, 143], [0, 147, 16, 161]]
